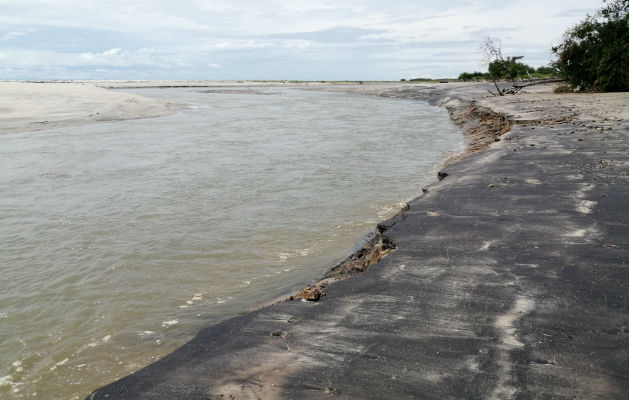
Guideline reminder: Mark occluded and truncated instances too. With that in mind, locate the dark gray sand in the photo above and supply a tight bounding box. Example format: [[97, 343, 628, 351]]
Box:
[[87, 82, 628, 399]]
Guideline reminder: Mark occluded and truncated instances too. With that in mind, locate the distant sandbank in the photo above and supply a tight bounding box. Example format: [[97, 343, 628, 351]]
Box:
[[0, 81, 176, 134], [2, 80, 627, 136]]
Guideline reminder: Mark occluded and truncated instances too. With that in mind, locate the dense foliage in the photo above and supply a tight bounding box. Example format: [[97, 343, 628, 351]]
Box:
[[458, 65, 558, 81], [457, 71, 486, 81], [487, 56, 529, 79], [457, 36, 561, 82], [552, 0, 629, 91]]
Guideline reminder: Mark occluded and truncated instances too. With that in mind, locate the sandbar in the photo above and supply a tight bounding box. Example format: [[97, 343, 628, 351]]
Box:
[[0, 81, 175, 134]]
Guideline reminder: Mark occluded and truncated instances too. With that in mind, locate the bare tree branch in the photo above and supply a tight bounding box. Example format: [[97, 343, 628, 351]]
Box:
[[481, 37, 560, 96]]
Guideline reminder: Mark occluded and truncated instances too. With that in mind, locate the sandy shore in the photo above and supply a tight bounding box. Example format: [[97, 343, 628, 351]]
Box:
[[84, 81, 628, 399], [2, 80, 627, 399], [0, 80, 372, 135], [7, 79, 624, 137], [0, 81, 176, 134]]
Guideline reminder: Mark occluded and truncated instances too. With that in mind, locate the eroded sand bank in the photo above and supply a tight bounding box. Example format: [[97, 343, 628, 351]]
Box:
[[2, 80, 627, 399], [85, 81, 628, 399]]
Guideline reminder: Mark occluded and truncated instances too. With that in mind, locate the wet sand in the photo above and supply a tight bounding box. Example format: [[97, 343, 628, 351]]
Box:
[[84, 81, 628, 399]]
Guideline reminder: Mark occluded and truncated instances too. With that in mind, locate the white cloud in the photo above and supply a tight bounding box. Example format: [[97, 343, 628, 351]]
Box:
[[0, 0, 605, 80], [1, 31, 26, 40], [101, 47, 123, 56], [1, 47, 177, 69]]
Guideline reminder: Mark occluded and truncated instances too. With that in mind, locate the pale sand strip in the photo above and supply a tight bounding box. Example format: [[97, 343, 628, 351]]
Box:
[[0, 81, 176, 134], [3, 81, 627, 137]]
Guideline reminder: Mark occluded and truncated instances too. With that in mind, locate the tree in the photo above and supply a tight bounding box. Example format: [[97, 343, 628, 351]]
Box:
[[487, 56, 534, 80], [458, 71, 486, 81], [481, 38, 531, 80], [481, 37, 535, 95], [552, 0, 629, 91], [535, 66, 558, 75], [477, 37, 562, 95]]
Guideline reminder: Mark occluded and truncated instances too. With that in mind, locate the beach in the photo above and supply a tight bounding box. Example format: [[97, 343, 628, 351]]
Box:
[[0, 81, 175, 134], [1, 81, 627, 399], [84, 81, 628, 399], [1, 81, 465, 399]]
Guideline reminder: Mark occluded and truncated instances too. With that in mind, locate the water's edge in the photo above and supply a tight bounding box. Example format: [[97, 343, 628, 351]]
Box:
[[277, 89, 512, 303], [84, 84, 513, 398], [84, 82, 630, 400], [1, 84, 466, 399]]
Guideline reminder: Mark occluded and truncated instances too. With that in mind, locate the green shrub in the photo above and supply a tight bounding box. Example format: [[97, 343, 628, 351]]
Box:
[[458, 71, 487, 81], [535, 66, 558, 75], [487, 57, 536, 80], [552, 0, 629, 91]]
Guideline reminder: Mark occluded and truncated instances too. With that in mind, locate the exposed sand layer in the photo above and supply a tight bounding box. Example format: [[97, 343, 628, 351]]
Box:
[[0, 81, 176, 134]]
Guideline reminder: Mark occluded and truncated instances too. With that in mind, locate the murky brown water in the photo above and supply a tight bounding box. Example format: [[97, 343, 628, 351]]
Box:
[[0, 87, 464, 399]]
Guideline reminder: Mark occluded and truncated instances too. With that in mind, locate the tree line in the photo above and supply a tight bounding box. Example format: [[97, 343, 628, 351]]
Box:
[[458, 0, 628, 92], [458, 64, 558, 82]]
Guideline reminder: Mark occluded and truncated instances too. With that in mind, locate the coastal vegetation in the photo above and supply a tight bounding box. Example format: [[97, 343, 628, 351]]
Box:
[[552, 0, 629, 92], [456, 0, 628, 92], [457, 36, 560, 85], [457, 65, 558, 82]]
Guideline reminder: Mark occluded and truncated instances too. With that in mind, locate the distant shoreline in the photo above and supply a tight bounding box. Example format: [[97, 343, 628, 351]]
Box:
[[0, 80, 461, 135], [0, 81, 178, 135]]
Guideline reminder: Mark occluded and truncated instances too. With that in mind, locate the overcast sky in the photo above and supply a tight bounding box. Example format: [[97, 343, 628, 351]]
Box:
[[0, 0, 603, 81]]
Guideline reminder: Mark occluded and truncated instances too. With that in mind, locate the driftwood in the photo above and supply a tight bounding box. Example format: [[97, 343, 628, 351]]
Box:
[[481, 38, 563, 96], [488, 78, 564, 96]]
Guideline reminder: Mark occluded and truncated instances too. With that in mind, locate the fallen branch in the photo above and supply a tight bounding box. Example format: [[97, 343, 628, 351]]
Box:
[[488, 78, 564, 96], [513, 78, 564, 90]]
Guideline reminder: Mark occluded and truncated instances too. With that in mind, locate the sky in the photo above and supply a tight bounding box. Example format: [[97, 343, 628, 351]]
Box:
[[0, 0, 604, 81]]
